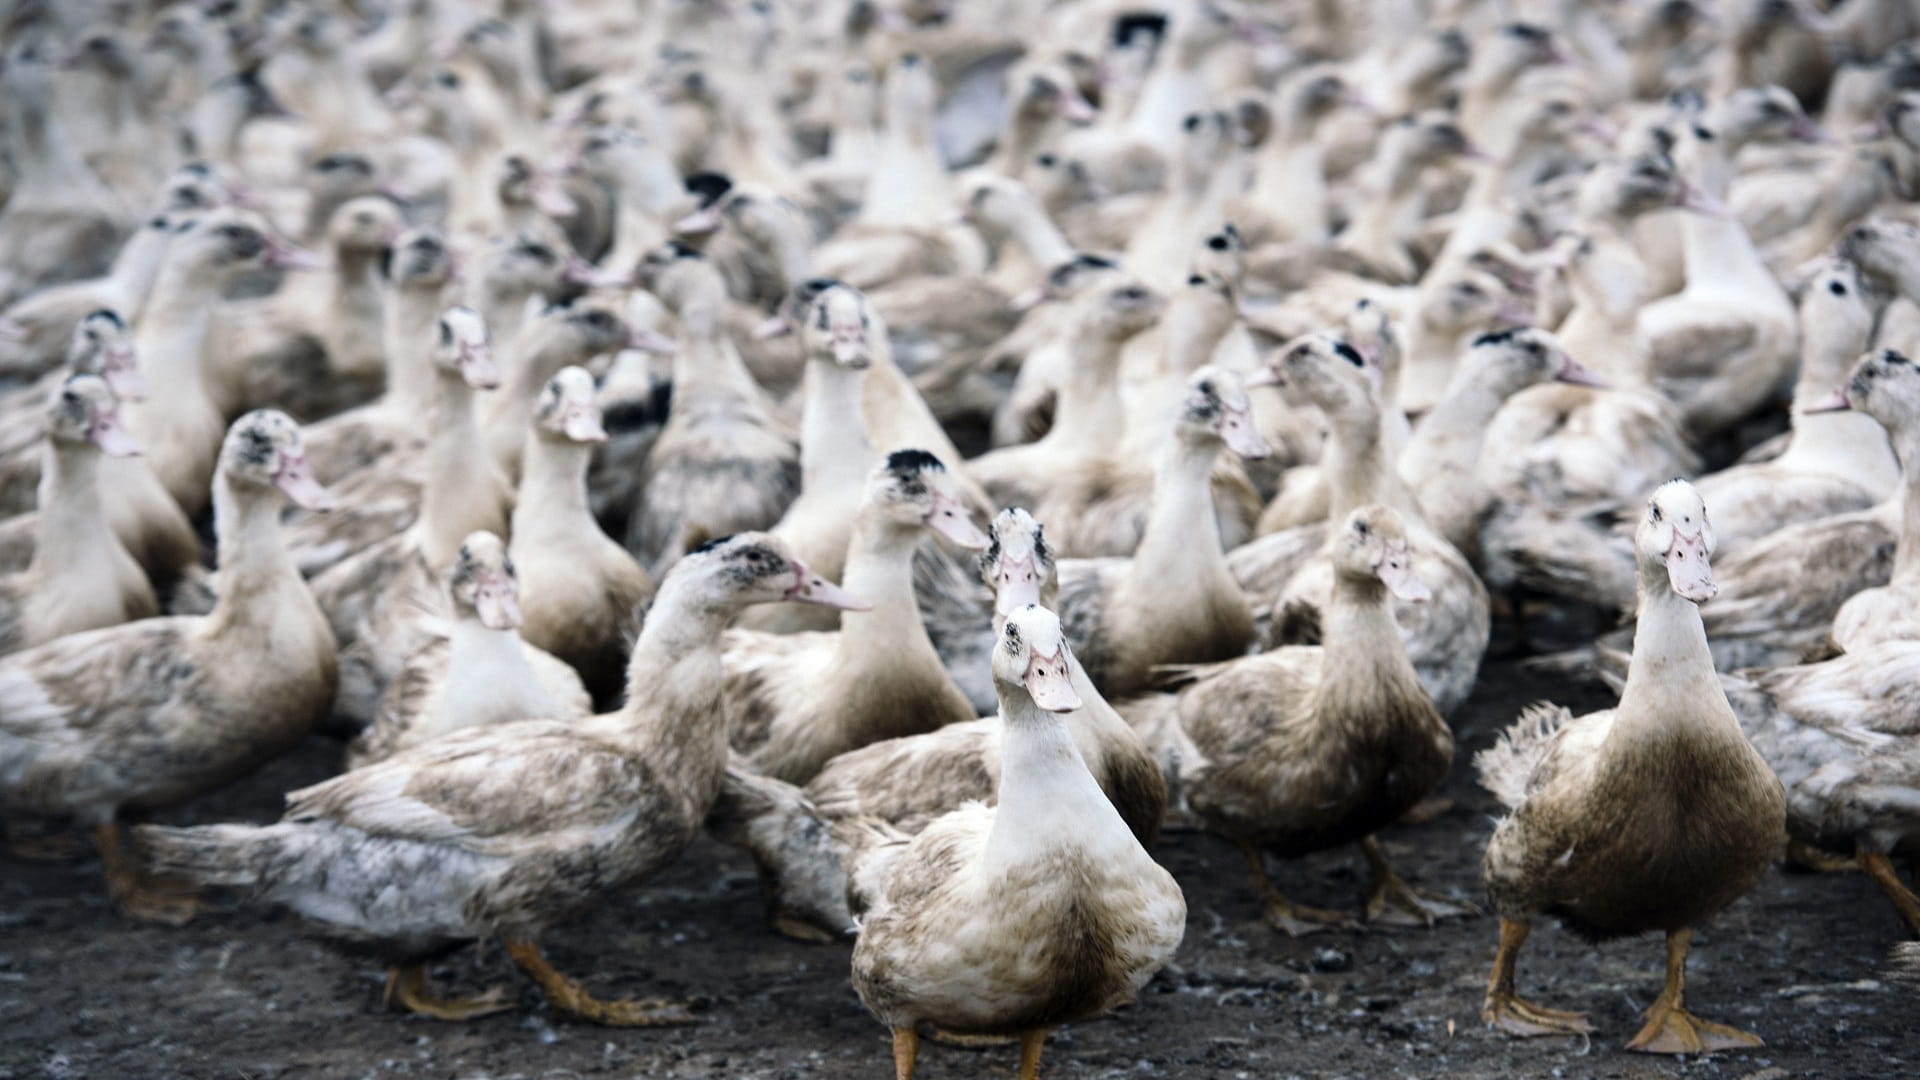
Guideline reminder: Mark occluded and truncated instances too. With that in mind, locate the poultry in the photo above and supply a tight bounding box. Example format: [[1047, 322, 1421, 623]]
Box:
[[1473, 155, 1712, 616], [210, 194, 404, 421], [0, 309, 143, 516], [849, 603, 1185, 1080], [1821, 349, 1920, 654], [1399, 328, 1612, 558], [1476, 480, 1785, 1053], [510, 367, 656, 706], [300, 226, 456, 484], [135, 533, 863, 1024], [1747, 146, 1902, 276], [0, 409, 336, 923], [1226, 66, 1358, 252], [1232, 334, 1490, 716], [1261, 297, 1405, 531], [1144, 504, 1471, 934], [1718, 643, 1920, 934], [0, 46, 130, 307], [482, 301, 642, 482], [1690, 259, 1895, 557], [1055, 367, 1269, 698], [348, 531, 591, 770], [1626, 0, 1716, 101], [283, 306, 503, 580], [1456, 23, 1570, 160], [127, 208, 317, 520], [460, 234, 574, 370], [1329, 113, 1486, 287], [1711, 0, 1834, 109], [1123, 109, 1249, 292], [855, 52, 951, 230], [568, 124, 686, 277], [715, 507, 1170, 941], [1637, 92, 1817, 438], [628, 244, 799, 575], [983, 58, 1096, 184], [735, 283, 877, 634], [0, 375, 154, 656], [1392, 264, 1535, 419], [722, 450, 986, 784]]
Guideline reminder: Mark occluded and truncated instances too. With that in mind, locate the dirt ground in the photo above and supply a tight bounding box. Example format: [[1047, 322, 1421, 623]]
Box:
[[3, 654, 1915, 1080]]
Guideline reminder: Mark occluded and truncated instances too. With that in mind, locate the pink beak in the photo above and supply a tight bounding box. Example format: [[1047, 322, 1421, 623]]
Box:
[[474, 576, 523, 630], [785, 559, 870, 610], [1555, 356, 1611, 388], [1665, 529, 1716, 602], [992, 555, 1044, 616], [103, 350, 147, 400], [830, 325, 870, 369], [88, 412, 143, 457], [563, 402, 608, 442], [1675, 182, 1732, 219], [530, 174, 579, 218], [1800, 386, 1852, 413], [266, 236, 326, 271], [1217, 406, 1272, 459], [566, 256, 631, 289], [674, 206, 724, 236], [1790, 115, 1832, 144], [756, 313, 795, 340], [1244, 366, 1285, 389], [273, 453, 336, 510], [627, 327, 678, 355], [925, 491, 989, 549], [1376, 545, 1431, 602], [1058, 89, 1096, 124], [458, 342, 500, 389], [1008, 285, 1052, 312], [0, 317, 25, 341], [1023, 647, 1082, 712]]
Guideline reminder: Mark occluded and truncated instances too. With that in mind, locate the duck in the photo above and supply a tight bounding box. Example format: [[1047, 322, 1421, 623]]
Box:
[[482, 301, 640, 482], [1718, 643, 1920, 936], [1476, 480, 1785, 1053], [722, 452, 985, 785], [1055, 367, 1268, 698], [1231, 334, 1490, 716], [628, 244, 799, 574], [848, 602, 1185, 1080], [134, 533, 863, 1024], [1690, 259, 1895, 557], [1821, 349, 1920, 653], [0, 309, 143, 516], [0, 409, 336, 923], [1328, 113, 1486, 287], [0, 374, 155, 656], [510, 367, 655, 706], [349, 530, 591, 770], [1140, 504, 1472, 934]]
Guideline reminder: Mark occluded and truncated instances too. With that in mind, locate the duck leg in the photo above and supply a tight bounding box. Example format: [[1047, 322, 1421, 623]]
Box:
[[1360, 836, 1479, 926], [1481, 917, 1593, 1037], [1017, 1029, 1048, 1080], [503, 940, 701, 1027], [94, 823, 198, 925], [1238, 841, 1356, 936], [382, 964, 515, 1021], [891, 1027, 918, 1080], [1857, 849, 1920, 935], [1624, 928, 1763, 1054]]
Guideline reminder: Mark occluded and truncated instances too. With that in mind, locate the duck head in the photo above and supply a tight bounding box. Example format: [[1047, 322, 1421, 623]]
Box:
[[868, 449, 989, 549], [800, 281, 875, 370], [177, 208, 322, 278], [1010, 251, 1119, 312], [485, 235, 570, 302], [679, 532, 868, 612], [1639, 480, 1715, 602], [1249, 333, 1378, 423], [1425, 268, 1532, 337], [1331, 505, 1430, 602], [1809, 349, 1920, 426], [433, 306, 496, 389], [1463, 327, 1607, 392], [1179, 366, 1270, 460], [534, 365, 607, 444], [980, 508, 1057, 617], [47, 374, 141, 458], [68, 309, 143, 401], [1072, 276, 1165, 343], [220, 410, 334, 511], [328, 196, 405, 260], [993, 604, 1081, 713], [383, 228, 454, 289], [449, 531, 522, 631], [1841, 218, 1920, 294]]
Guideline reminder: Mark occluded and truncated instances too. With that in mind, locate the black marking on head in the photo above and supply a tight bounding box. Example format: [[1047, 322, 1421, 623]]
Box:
[[1887, 349, 1913, 366], [1829, 280, 1849, 296], [691, 533, 738, 556], [885, 448, 945, 475], [1333, 341, 1365, 368], [1036, 152, 1058, 168], [1472, 328, 1521, 348], [1113, 11, 1168, 48], [1076, 253, 1116, 270], [666, 241, 704, 260], [1506, 22, 1548, 41], [1187, 274, 1206, 286], [684, 171, 733, 207], [1691, 124, 1714, 141], [1206, 234, 1231, 252], [85, 309, 125, 329], [239, 423, 275, 465]]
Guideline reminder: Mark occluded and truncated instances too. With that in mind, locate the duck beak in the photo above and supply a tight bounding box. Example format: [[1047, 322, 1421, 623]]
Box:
[[1790, 115, 1833, 144], [830, 326, 870, 369], [1058, 89, 1096, 124], [530, 173, 579, 218], [1023, 646, 1081, 712], [1674, 182, 1732, 219], [266, 236, 325, 271], [674, 205, 723, 236], [273, 453, 335, 511], [925, 491, 989, 549], [103, 349, 147, 400], [474, 579, 523, 630], [458, 341, 499, 389], [785, 559, 870, 610], [756, 313, 795, 339], [992, 555, 1044, 616], [1217, 406, 1272, 459], [87, 413, 143, 457], [566, 256, 631, 289], [1554, 355, 1610, 388], [1665, 529, 1716, 602], [1244, 366, 1285, 389], [1800, 385, 1852, 413], [563, 403, 608, 442], [0, 317, 24, 341], [1008, 285, 1052, 312], [1377, 545, 1431, 602], [627, 327, 678, 355]]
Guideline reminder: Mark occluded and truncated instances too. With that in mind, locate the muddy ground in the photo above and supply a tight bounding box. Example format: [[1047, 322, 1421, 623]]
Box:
[[2, 653, 1915, 1080]]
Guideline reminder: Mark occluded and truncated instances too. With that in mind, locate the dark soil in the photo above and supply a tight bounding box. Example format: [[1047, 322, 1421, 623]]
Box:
[[3, 658, 1914, 1080]]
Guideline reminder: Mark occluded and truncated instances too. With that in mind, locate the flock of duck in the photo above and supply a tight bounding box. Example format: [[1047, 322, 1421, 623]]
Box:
[[1, 0, 1918, 1073]]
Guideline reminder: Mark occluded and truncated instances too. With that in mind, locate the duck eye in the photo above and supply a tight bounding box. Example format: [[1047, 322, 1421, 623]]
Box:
[[1829, 281, 1848, 296], [1118, 286, 1145, 302]]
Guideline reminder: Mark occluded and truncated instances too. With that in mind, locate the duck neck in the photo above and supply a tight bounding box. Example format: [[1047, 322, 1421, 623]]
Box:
[[108, 223, 176, 319], [471, 281, 538, 346], [1042, 331, 1127, 450], [834, 515, 937, 663], [799, 359, 872, 493], [1616, 571, 1728, 734], [207, 477, 299, 622], [422, 370, 491, 559], [515, 434, 593, 530], [382, 284, 448, 417], [1324, 408, 1412, 522], [616, 577, 736, 802], [1676, 136, 1779, 300], [28, 443, 113, 579], [1315, 573, 1419, 704], [999, 197, 1076, 272], [1131, 435, 1225, 587], [137, 263, 220, 407], [985, 689, 1119, 873], [1893, 433, 1920, 584], [672, 317, 762, 401], [1408, 362, 1511, 471], [446, 617, 544, 699]]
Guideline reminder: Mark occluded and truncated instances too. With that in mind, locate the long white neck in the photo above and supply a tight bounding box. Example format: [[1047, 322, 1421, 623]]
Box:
[[672, 318, 763, 402], [1405, 361, 1514, 474], [381, 286, 449, 418], [1676, 136, 1783, 302], [207, 476, 298, 624], [1041, 331, 1128, 451], [105, 224, 177, 320], [28, 442, 115, 580], [1324, 406, 1418, 522], [422, 371, 494, 562], [615, 574, 736, 801], [1615, 567, 1733, 735], [833, 515, 941, 666], [513, 434, 593, 533], [1316, 571, 1421, 707], [134, 263, 220, 417], [431, 618, 563, 736], [1131, 435, 1225, 588], [985, 686, 1137, 875], [799, 360, 872, 493]]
